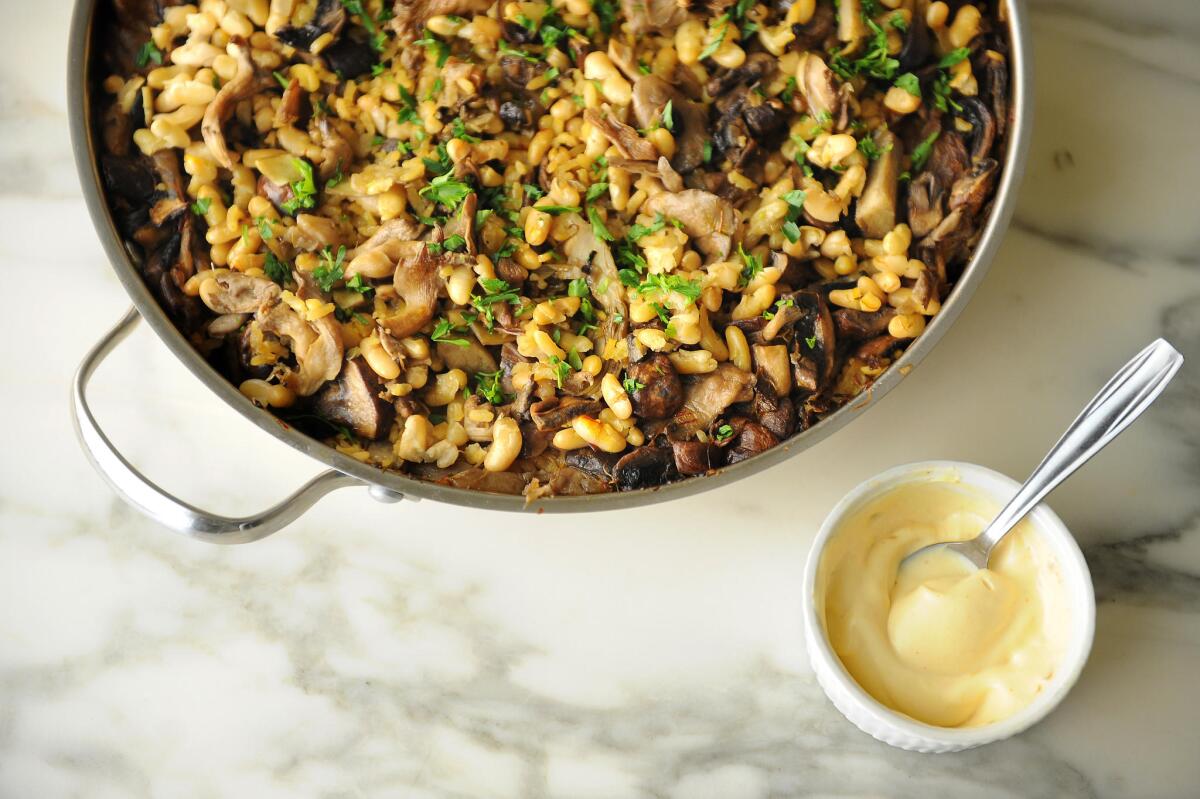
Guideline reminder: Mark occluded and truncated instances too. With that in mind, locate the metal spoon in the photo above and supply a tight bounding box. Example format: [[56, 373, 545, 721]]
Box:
[[906, 339, 1184, 570]]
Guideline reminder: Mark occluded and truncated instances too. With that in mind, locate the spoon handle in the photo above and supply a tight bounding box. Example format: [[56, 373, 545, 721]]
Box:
[[976, 338, 1184, 555]]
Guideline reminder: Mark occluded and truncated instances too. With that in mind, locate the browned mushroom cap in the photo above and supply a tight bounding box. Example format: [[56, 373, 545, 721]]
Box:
[[959, 97, 997, 163], [630, 76, 709, 174], [671, 439, 718, 475], [798, 53, 842, 127], [897, 11, 931, 73], [641, 190, 738, 259], [979, 49, 1009, 144], [752, 389, 797, 440], [855, 128, 902, 238], [790, 290, 836, 394], [793, 1, 836, 51], [565, 448, 622, 480], [258, 301, 344, 397], [834, 307, 897, 341], [626, 354, 684, 420], [198, 272, 280, 314], [949, 158, 1000, 216], [547, 466, 611, 495], [723, 418, 780, 465], [612, 446, 677, 490], [752, 344, 792, 397], [530, 396, 605, 430], [314, 357, 395, 440], [201, 41, 257, 170], [439, 467, 527, 494], [618, 0, 686, 34], [667, 363, 755, 439], [437, 338, 498, 374], [583, 109, 659, 161]]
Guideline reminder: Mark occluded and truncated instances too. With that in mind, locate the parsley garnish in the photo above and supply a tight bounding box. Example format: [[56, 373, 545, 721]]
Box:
[[190, 197, 211, 216], [135, 41, 162, 68], [535, 205, 581, 215], [637, 274, 702, 303], [660, 100, 675, 132], [586, 182, 609, 202], [805, 335, 818, 349], [858, 136, 891, 160], [627, 213, 668, 242], [263, 252, 290, 285], [587, 206, 614, 242], [622, 377, 645, 394], [339, 0, 389, 52], [470, 279, 520, 330], [312, 246, 346, 292], [780, 76, 797, 104], [698, 15, 729, 61], [345, 273, 373, 295], [910, 130, 940, 172], [938, 47, 971, 68], [894, 72, 921, 98], [548, 355, 572, 388], [414, 30, 450, 66], [280, 158, 317, 215], [473, 370, 510, 404], [273, 70, 290, 90], [715, 424, 734, 442], [256, 216, 274, 240], [830, 19, 898, 81], [431, 317, 470, 347], [420, 172, 473, 209], [738, 244, 763, 287]]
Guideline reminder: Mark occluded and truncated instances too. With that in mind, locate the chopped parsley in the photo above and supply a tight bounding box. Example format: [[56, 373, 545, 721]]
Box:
[[586, 182, 609, 202], [637, 274, 702, 303], [431, 317, 470, 347], [535, 205, 582, 215], [858, 136, 892, 160], [419, 172, 473, 209], [910, 130, 940, 172], [312, 245, 347, 292], [830, 19, 898, 81], [523, 183, 547, 202], [780, 189, 807, 243], [622, 377, 645, 394], [587, 206, 614, 242], [715, 424, 734, 442], [660, 100, 675, 132], [938, 47, 971, 68], [449, 117, 481, 143], [273, 70, 290, 90], [698, 15, 729, 61], [780, 76, 797, 104], [627, 213, 674, 242], [339, 0, 390, 52], [135, 41, 162, 68], [190, 197, 211, 216], [280, 158, 317, 215], [548, 355, 572, 388], [702, 140, 714, 164], [593, 0, 618, 34], [345, 272, 373, 295], [762, 297, 795, 320], [805, 335, 818, 349], [738, 244, 763, 286], [473, 370, 509, 404], [414, 30, 450, 67], [894, 72, 921, 98], [256, 216, 274, 240], [263, 251, 290, 285], [470, 278, 520, 330]]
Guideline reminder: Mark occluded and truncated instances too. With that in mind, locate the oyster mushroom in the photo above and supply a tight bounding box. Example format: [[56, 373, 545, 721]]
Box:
[[607, 156, 684, 193], [671, 440, 718, 475], [437, 338, 498, 374], [855, 129, 902, 238], [797, 53, 842, 128], [753, 344, 792, 396], [198, 271, 281, 314], [959, 97, 997, 163], [666, 363, 755, 439], [314, 357, 395, 440], [723, 418, 779, 465], [201, 41, 257, 170], [257, 286, 344, 397], [583, 109, 658, 161], [619, 0, 685, 34], [530, 397, 604, 431], [627, 78, 705, 174], [641, 190, 738, 259]]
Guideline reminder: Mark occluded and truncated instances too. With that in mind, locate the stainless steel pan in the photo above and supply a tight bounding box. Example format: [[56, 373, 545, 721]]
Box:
[[68, 0, 1033, 542]]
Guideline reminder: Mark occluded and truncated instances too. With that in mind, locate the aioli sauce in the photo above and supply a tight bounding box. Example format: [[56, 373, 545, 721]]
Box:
[[816, 477, 1071, 728]]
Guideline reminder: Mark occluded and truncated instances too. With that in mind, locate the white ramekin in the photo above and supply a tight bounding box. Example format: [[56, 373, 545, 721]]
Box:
[[802, 460, 1096, 753]]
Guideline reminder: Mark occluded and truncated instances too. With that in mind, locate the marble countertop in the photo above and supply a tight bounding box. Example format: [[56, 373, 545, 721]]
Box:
[[2, 0, 1199, 796]]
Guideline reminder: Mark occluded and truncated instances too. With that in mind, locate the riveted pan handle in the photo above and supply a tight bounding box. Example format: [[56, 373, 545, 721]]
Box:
[[71, 307, 364, 544]]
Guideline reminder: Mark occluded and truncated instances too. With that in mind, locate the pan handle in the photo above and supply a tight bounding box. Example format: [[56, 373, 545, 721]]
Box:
[[71, 307, 367, 544]]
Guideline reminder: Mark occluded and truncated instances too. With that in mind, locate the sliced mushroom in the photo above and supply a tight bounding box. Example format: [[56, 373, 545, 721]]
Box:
[[753, 344, 792, 397], [723, 419, 779, 465], [606, 156, 684, 193], [792, 1, 836, 51], [789, 290, 836, 394], [626, 354, 684, 420], [618, 0, 685, 34], [437, 339, 498, 374], [201, 41, 257, 170], [322, 31, 377, 79], [566, 224, 628, 343], [761, 288, 804, 341], [797, 53, 842, 128], [439, 467, 527, 494], [980, 49, 1009, 144], [199, 272, 280, 314], [833, 307, 897, 341], [273, 76, 304, 128], [612, 446, 677, 490], [547, 466, 611, 495], [666, 363, 755, 439], [705, 52, 775, 96], [351, 217, 425, 255], [671, 440, 718, 475], [583, 109, 659, 161], [272, 0, 345, 48], [959, 97, 997, 163], [314, 357, 395, 440], [565, 448, 622, 480], [897, 11, 931, 73], [530, 396, 604, 431], [855, 129, 901, 238], [752, 389, 797, 439], [641, 190, 738, 259], [258, 299, 343, 397], [949, 158, 1000, 216]]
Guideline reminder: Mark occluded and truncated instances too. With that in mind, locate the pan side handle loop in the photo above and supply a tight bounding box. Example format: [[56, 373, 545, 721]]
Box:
[[71, 307, 365, 544]]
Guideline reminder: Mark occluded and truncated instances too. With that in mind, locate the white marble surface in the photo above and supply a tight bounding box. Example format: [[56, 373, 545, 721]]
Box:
[[2, 1, 1200, 796]]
